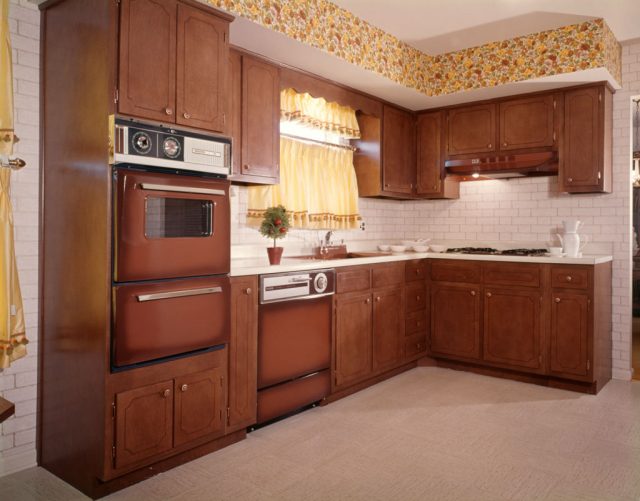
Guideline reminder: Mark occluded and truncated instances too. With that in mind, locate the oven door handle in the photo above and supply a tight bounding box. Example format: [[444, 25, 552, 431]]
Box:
[[139, 183, 226, 197], [136, 286, 223, 302]]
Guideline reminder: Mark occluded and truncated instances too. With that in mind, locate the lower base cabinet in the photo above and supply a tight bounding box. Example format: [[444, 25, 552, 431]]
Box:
[[549, 291, 590, 379], [372, 287, 404, 371]]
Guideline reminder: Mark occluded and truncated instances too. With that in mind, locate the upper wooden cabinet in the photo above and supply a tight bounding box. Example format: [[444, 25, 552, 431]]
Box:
[[499, 95, 556, 151], [228, 51, 280, 184], [416, 111, 459, 199], [382, 105, 415, 195], [561, 84, 612, 193], [118, 0, 231, 133], [447, 104, 496, 155]]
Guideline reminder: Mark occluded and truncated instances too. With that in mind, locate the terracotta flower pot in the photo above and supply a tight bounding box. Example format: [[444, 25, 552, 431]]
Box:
[[267, 246, 283, 265]]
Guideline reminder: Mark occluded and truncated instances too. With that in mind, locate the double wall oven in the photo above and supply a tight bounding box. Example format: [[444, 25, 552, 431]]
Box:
[[111, 118, 232, 368]]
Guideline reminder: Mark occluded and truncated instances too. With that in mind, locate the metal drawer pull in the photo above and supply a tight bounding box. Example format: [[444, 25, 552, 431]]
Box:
[[137, 286, 222, 302], [566, 276, 572, 282], [181, 384, 188, 392], [244, 288, 252, 295], [555, 297, 561, 303], [139, 183, 225, 196], [163, 389, 171, 398], [486, 292, 492, 297], [470, 290, 476, 296]]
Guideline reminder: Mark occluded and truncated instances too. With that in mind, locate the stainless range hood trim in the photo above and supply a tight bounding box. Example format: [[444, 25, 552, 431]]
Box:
[[444, 151, 559, 180]]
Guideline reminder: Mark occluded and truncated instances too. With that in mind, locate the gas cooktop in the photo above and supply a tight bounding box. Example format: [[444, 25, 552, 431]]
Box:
[[446, 247, 548, 257]]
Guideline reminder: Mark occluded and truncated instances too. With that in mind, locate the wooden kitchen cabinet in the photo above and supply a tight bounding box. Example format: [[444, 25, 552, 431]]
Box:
[[174, 368, 225, 447], [561, 84, 612, 193], [334, 291, 373, 388], [550, 291, 589, 379], [118, 0, 231, 133], [498, 94, 555, 151], [416, 111, 459, 199], [381, 105, 415, 195], [227, 276, 258, 432], [372, 287, 404, 371], [446, 103, 496, 155], [114, 380, 174, 470], [430, 283, 481, 361], [403, 260, 428, 361], [482, 287, 543, 372]]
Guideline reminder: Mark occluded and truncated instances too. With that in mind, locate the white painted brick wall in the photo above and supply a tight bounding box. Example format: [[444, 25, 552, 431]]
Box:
[[0, 0, 40, 478]]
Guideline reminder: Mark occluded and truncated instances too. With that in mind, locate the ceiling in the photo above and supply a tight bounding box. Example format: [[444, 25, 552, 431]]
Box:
[[331, 0, 640, 54]]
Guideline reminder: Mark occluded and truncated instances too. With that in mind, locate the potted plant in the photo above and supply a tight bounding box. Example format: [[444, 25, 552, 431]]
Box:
[[259, 205, 290, 265]]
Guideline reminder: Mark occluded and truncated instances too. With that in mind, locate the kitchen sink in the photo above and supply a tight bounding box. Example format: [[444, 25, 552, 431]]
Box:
[[289, 251, 392, 261]]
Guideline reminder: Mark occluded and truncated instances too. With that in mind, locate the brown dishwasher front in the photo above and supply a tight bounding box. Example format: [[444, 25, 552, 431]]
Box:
[[256, 269, 334, 425]]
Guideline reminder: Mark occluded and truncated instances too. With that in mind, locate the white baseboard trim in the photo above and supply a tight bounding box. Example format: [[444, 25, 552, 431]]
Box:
[[0, 449, 37, 477], [612, 368, 633, 381]]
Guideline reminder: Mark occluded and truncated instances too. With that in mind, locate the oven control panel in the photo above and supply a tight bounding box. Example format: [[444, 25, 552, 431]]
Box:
[[260, 269, 335, 304]]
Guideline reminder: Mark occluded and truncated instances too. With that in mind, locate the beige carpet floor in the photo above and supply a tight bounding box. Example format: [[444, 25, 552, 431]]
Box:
[[1, 367, 640, 500]]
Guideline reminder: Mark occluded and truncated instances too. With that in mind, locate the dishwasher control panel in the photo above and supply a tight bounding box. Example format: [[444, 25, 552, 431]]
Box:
[[260, 269, 335, 304]]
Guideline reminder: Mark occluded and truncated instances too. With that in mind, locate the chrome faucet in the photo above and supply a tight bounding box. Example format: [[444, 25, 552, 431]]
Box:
[[324, 231, 333, 246]]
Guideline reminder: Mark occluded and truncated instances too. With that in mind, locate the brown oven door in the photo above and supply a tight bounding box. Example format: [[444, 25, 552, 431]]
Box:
[[113, 276, 230, 367], [115, 169, 230, 282]]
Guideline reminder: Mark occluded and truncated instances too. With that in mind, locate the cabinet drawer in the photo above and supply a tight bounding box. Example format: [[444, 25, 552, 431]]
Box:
[[406, 310, 427, 335], [336, 267, 371, 294], [430, 260, 480, 283], [405, 260, 427, 282], [551, 266, 589, 290], [405, 284, 427, 312], [483, 262, 540, 287], [372, 263, 405, 289], [404, 334, 427, 359]]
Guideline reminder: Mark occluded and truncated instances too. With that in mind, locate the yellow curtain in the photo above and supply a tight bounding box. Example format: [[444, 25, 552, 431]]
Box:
[[280, 88, 360, 139], [248, 137, 361, 230], [0, 0, 27, 368]]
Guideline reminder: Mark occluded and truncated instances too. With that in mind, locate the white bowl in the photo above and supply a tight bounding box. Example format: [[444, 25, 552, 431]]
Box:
[[378, 244, 391, 252], [401, 240, 416, 247], [412, 245, 430, 253], [429, 244, 447, 253], [390, 245, 407, 253]]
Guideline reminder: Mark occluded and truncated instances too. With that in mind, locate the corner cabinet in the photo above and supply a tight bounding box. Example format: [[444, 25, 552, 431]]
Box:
[[118, 0, 232, 133], [561, 84, 612, 193], [229, 50, 280, 184]]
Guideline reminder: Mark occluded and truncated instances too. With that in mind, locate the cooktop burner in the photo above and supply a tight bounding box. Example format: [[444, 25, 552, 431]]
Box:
[[446, 247, 548, 257]]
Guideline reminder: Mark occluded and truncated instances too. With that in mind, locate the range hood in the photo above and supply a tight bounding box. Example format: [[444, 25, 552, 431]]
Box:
[[445, 151, 558, 180]]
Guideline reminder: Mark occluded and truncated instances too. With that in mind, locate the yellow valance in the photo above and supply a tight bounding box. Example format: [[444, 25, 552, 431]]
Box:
[[248, 137, 361, 231], [280, 88, 360, 139]]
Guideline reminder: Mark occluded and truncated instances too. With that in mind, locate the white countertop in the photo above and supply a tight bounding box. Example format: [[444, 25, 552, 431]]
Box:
[[230, 251, 613, 276]]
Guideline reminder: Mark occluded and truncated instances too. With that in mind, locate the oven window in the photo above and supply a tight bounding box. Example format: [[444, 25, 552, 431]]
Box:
[[145, 197, 212, 238]]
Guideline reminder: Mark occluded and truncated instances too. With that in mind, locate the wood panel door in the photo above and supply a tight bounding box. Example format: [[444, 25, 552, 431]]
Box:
[[119, 0, 177, 122], [498, 94, 555, 151], [416, 111, 443, 196], [447, 104, 496, 155], [241, 55, 280, 180], [430, 283, 481, 361], [228, 49, 242, 177], [382, 105, 415, 194], [550, 292, 590, 380], [174, 368, 225, 447], [114, 380, 173, 470], [372, 287, 404, 371], [334, 292, 373, 388], [562, 86, 602, 191], [483, 288, 542, 372], [176, 3, 228, 132], [227, 277, 258, 433]]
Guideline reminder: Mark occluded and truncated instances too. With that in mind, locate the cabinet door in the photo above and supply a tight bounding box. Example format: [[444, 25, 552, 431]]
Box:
[[416, 111, 443, 196], [176, 3, 228, 132], [227, 277, 258, 432], [228, 49, 242, 177], [562, 86, 602, 191], [334, 292, 372, 388], [114, 380, 173, 470], [382, 105, 415, 194], [174, 367, 225, 447], [430, 283, 480, 361], [372, 287, 404, 371], [447, 104, 496, 155], [499, 95, 555, 151], [550, 292, 590, 380], [483, 288, 542, 372], [241, 55, 280, 180], [119, 0, 177, 122]]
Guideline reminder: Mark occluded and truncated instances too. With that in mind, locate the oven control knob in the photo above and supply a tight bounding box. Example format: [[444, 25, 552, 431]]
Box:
[[314, 273, 328, 293], [132, 131, 152, 155], [163, 136, 181, 159]]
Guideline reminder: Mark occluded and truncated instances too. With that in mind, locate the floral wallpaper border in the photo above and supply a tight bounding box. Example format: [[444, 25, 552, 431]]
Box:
[[207, 0, 621, 96]]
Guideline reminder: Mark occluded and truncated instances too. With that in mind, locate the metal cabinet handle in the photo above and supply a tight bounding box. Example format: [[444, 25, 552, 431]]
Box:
[[567, 177, 573, 182], [470, 290, 476, 296], [165, 108, 173, 116], [181, 384, 188, 392], [244, 164, 250, 171], [244, 287, 252, 295], [137, 286, 222, 302], [555, 297, 561, 303], [139, 183, 226, 196], [375, 296, 381, 302], [566, 276, 573, 282], [503, 142, 507, 147], [183, 112, 191, 119], [487, 143, 492, 149], [365, 298, 371, 304], [162, 389, 171, 398], [486, 292, 492, 297]]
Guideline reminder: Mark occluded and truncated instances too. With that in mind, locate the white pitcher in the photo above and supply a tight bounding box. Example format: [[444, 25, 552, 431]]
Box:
[[557, 220, 587, 258]]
